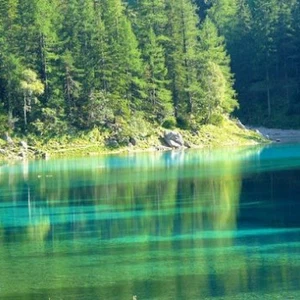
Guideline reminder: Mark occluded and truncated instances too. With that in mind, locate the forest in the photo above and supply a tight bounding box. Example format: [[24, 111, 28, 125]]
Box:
[[0, 0, 300, 142]]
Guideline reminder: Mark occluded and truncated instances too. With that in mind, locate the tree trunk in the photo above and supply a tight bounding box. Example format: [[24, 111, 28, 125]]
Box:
[[23, 93, 27, 126], [266, 66, 271, 117], [284, 60, 289, 105], [39, 33, 48, 101], [181, 9, 192, 113]]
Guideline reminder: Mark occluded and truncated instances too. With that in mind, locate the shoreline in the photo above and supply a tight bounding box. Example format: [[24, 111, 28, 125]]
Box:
[[252, 127, 300, 143], [0, 120, 269, 163]]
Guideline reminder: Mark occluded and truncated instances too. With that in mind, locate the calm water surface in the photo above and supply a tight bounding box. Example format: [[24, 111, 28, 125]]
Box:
[[1, 144, 300, 299]]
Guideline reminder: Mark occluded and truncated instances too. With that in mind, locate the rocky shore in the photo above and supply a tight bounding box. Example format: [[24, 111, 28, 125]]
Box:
[[253, 127, 300, 143]]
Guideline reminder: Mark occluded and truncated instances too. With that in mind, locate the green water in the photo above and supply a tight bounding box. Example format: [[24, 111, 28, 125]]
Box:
[[1, 144, 300, 299]]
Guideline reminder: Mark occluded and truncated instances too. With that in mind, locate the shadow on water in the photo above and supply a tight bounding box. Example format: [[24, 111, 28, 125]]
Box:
[[0, 144, 300, 299]]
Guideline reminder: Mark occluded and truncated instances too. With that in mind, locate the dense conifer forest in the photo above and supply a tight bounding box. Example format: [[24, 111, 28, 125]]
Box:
[[1, 0, 300, 142], [198, 0, 300, 128]]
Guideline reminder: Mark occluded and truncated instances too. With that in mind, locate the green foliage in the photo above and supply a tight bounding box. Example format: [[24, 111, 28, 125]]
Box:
[[118, 112, 153, 139], [30, 107, 68, 137], [20, 69, 44, 95], [176, 116, 191, 130], [79, 91, 115, 129], [210, 113, 225, 126], [162, 116, 177, 129], [20, 69, 44, 127], [205, 0, 300, 127], [0, 0, 252, 139], [164, 0, 202, 117], [0, 105, 9, 136]]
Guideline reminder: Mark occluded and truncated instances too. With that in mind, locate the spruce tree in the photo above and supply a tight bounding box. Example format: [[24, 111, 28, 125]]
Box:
[[101, 0, 145, 114], [134, 0, 172, 122], [197, 17, 237, 123], [208, 0, 239, 39], [0, 0, 22, 127], [164, 0, 201, 123], [143, 28, 172, 122], [249, 0, 279, 117]]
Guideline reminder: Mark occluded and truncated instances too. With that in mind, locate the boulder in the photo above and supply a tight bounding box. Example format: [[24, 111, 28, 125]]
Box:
[[4, 132, 13, 144], [42, 152, 50, 159], [184, 140, 192, 148], [129, 137, 137, 146], [117, 135, 129, 146], [236, 119, 246, 129], [163, 131, 184, 148], [20, 140, 28, 151], [254, 129, 263, 135], [106, 138, 119, 148]]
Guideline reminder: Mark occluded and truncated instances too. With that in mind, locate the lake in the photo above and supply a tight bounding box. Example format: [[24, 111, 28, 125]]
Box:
[[1, 143, 300, 299]]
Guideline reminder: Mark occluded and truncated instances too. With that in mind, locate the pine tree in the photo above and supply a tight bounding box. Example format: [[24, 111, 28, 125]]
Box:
[[0, 0, 22, 128], [57, 0, 89, 122], [249, 0, 279, 117], [197, 17, 237, 123], [101, 0, 145, 114], [20, 69, 44, 127], [208, 0, 239, 38], [143, 28, 172, 122], [274, 0, 298, 104], [133, 0, 172, 122], [230, 0, 253, 90], [34, 0, 60, 102], [164, 0, 201, 123]]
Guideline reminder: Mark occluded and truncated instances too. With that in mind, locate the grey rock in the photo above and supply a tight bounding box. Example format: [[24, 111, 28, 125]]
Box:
[[20, 140, 28, 150], [155, 145, 172, 151], [255, 129, 263, 135], [129, 137, 137, 146], [18, 151, 26, 158], [106, 138, 119, 148], [4, 132, 13, 144], [117, 136, 129, 145], [164, 131, 184, 148], [236, 119, 246, 129], [42, 152, 50, 160], [184, 140, 192, 148]]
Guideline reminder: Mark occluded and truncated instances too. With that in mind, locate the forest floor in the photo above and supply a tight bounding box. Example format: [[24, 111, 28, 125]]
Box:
[[253, 127, 300, 143]]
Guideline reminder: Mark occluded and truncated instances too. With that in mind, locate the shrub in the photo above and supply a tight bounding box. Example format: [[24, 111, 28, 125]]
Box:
[[210, 113, 224, 126], [162, 117, 176, 129], [176, 116, 190, 129]]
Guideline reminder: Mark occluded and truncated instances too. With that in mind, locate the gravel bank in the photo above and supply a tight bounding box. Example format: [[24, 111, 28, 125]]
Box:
[[253, 127, 300, 143]]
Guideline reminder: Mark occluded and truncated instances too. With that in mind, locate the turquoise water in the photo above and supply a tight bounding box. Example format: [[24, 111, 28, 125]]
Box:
[[1, 144, 300, 299]]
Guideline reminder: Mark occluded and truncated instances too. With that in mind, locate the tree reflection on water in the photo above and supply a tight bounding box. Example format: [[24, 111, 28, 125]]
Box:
[[0, 145, 300, 299]]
